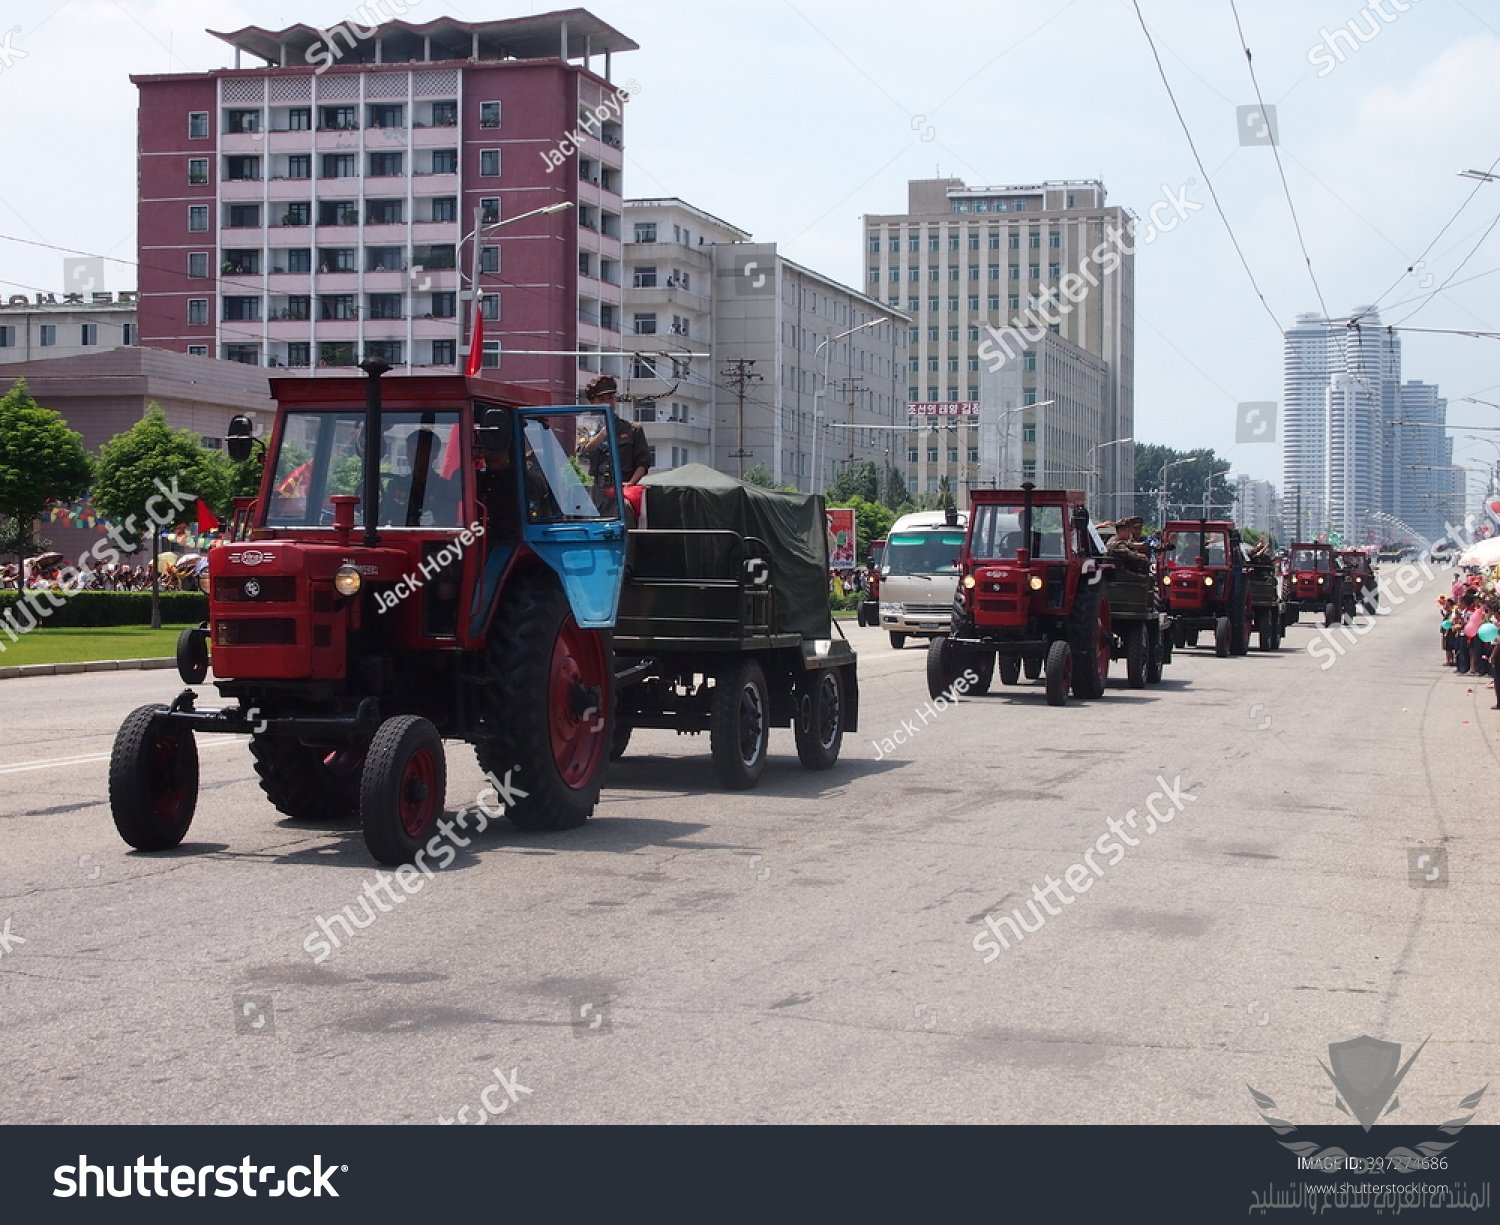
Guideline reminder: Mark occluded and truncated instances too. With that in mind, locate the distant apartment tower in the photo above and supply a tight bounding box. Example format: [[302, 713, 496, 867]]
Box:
[[621, 200, 749, 472], [1231, 474, 1277, 536], [863, 178, 1134, 509], [1282, 307, 1397, 542], [1394, 381, 1455, 541], [132, 12, 636, 399], [0, 294, 137, 364]]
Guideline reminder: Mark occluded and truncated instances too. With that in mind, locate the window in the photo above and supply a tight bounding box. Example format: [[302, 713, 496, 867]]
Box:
[[1009, 234, 1021, 250], [432, 339, 456, 366], [368, 152, 403, 177], [368, 294, 403, 320], [480, 295, 499, 322], [479, 101, 502, 128], [226, 204, 260, 228], [320, 106, 358, 131], [969, 234, 980, 250], [909, 386, 919, 401], [0, 325, 15, 347], [634, 313, 658, 335], [927, 357, 939, 373], [968, 448, 980, 463], [948, 297, 959, 312], [635, 222, 657, 243], [367, 340, 404, 366], [188, 158, 209, 185], [1022, 461, 1037, 481], [968, 357, 980, 372], [318, 343, 357, 367], [431, 149, 458, 175], [187, 299, 208, 326], [869, 268, 880, 285], [908, 357, 919, 373], [280, 202, 312, 227], [226, 109, 261, 134], [968, 296, 979, 311], [479, 197, 499, 224], [188, 111, 209, 140], [908, 326, 919, 343], [286, 343, 311, 368], [1050, 233, 1061, 249], [318, 200, 359, 226], [928, 297, 939, 312], [318, 248, 358, 273], [476, 245, 499, 275], [928, 326, 939, 342], [287, 107, 312, 131], [1024, 351, 1037, 372], [969, 326, 980, 341], [868, 236, 880, 254], [929, 236, 940, 252], [122, 324, 136, 346], [1028, 264, 1039, 279], [909, 236, 920, 253], [431, 100, 458, 127], [431, 197, 457, 223], [947, 357, 959, 373], [368, 104, 404, 129], [188, 252, 208, 279], [430, 292, 456, 318], [319, 295, 358, 321], [1029, 234, 1041, 249], [949, 266, 960, 282], [949, 236, 960, 251], [1022, 423, 1037, 443], [188, 205, 209, 232], [633, 266, 658, 288], [948, 449, 959, 463], [1049, 263, 1060, 280], [1009, 295, 1020, 311], [928, 448, 939, 463], [480, 149, 501, 177], [969, 265, 980, 281], [908, 448, 919, 463], [948, 326, 960, 342], [322, 153, 357, 179], [367, 199, 403, 225], [279, 296, 310, 321], [80, 324, 98, 346], [223, 297, 261, 322], [225, 156, 260, 181], [286, 154, 312, 180], [187, 345, 208, 357], [579, 252, 593, 278]]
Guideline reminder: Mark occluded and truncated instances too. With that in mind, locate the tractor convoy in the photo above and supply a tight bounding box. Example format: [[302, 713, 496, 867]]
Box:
[[102, 362, 1358, 865]]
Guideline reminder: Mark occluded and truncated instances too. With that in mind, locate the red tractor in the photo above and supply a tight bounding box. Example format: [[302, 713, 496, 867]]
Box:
[[1158, 520, 1251, 657], [1337, 549, 1378, 615], [108, 362, 628, 865], [927, 485, 1111, 707], [1285, 541, 1350, 626]]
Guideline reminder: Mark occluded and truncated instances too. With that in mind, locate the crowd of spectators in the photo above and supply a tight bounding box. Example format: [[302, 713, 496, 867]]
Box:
[[1, 560, 199, 593], [1437, 570, 1500, 708]]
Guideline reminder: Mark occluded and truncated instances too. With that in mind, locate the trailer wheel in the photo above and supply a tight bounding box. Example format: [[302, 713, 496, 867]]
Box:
[[249, 737, 365, 822], [176, 627, 209, 686], [1069, 589, 1109, 700], [926, 636, 959, 701], [1145, 624, 1166, 685], [890, 632, 908, 651], [1044, 640, 1072, 707], [1324, 602, 1337, 628], [1023, 654, 1043, 681], [360, 716, 445, 866], [1231, 592, 1252, 656], [1215, 616, 1232, 657], [1125, 622, 1148, 689], [609, 718, 632, 762], [110, 705, 199, 852], [999, 655, 1023, 687], [794, 668, 844, 771], [477, 575, 611, 832], [711, 659, 770, 790]]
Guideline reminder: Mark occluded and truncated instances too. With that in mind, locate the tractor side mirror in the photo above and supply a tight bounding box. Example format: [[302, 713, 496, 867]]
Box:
[[226, 416, 256, 464], [478, 407, 512, 454]]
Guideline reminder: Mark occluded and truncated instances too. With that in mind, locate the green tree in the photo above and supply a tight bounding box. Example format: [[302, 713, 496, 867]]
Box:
[[882, 465, 910, 511], [827, 494, 896, 560], [1134, 443, 1234, 528], [0, 380, 93, 564], [742, 463, 777, 489], [94, 406, 227, 627], [827, 461, 879, 504]]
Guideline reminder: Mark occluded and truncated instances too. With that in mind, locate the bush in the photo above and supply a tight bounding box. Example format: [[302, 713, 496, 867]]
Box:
[[829, 592, 861, 614], [0, 590, 207, 628]]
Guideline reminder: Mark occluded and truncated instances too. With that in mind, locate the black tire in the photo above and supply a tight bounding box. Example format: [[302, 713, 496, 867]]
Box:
[[1231, 594, 1252, 656], [1045, 640, 1072, 707], [110, 705, 199, 852], [1187, 630, 1200, 648], [360, 716, 446, 866], [1257, 611, 1273, 652], [711, 658, 770, 790], [1172, 622, 1187, 650], [963, 649, 994, 696], [926, 636, 958, 701], [999, 655, 1023, 687], [794, 668, 844, 771], [176, 627, 209, 686], [1215, 616, 1232, 658], [249, 736, 363, 822], [476, 573, 612, 831], [1324, 602, 1337, 628], [890, 632, 907, 651], [1146, 624, 1165, 685], [609, 717, 632, 762], [1125, 622, 1147, 689], [1023, 654, 1043, 681], [1069, 584, 1107, 700]]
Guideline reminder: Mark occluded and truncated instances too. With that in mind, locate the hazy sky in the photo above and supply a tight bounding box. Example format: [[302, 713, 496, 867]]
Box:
[[2, 0, 1498, 486]]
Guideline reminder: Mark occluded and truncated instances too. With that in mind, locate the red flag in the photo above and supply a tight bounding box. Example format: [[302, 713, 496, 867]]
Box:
[[439, 422, 463, 480], [196, 498, 221, 533], [465, 303, 484, 377]]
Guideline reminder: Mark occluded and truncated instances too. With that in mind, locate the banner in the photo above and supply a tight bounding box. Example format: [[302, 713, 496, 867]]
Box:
[[908, 401, 977, 418], [826, 508, 857, 569]]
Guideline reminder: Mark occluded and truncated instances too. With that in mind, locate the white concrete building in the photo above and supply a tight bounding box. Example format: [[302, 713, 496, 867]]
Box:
[[0, 295, 138, 364]]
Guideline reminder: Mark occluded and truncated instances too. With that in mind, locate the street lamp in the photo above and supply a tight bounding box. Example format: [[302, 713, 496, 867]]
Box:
[[1158, 454, 1204, 528], [812, 316, 889, 494], [1086, 436, 1132, 517], [1459, 170, 1499, 183], [457, 201, 575, 371], [997, 400, 1055, 488]]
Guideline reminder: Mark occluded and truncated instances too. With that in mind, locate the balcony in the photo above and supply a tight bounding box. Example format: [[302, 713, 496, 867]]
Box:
[[410, 172, 459, 196], [219, 178, 265, 201], [266, 178, 314, 202], [629, 284, 709, 310], [220, 131, 267, 154]]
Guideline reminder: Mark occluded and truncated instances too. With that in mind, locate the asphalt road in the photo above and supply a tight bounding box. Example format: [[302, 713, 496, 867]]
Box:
[[1, 568, 1495, 1126]]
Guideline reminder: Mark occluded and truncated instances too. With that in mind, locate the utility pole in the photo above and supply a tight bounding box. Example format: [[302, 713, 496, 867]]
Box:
[[720, 359, 762, 478]]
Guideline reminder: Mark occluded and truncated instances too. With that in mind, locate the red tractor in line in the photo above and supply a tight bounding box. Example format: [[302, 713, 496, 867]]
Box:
[[1285, 541, 1354, 626], [109, 363, 629, 865], [927, 485, 1112, 707], [1157, 519, 1252, 657], [1337, 549, 1379, 616]]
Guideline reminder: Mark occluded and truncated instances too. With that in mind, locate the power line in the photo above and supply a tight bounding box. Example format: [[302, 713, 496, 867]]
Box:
[[1228, 0, 1332, 323], [1393, 201, 1500, 327]]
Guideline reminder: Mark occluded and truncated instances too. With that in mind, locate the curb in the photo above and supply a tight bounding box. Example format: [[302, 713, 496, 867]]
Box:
[[0, 658, 177, 682]]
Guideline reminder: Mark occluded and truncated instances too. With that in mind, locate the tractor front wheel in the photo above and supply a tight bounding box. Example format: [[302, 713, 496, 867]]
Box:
[[477, 574, 612, 832], [926, 636, 959, 700], [1146, 624, 1166, 685], [360, 716, 445, 866], [962, 649, 994, 696], [1045, 640, 1072, 707], [711, 659, 770, 790], [110, 705, 199, 852], [1125, 622, 1148, 689], [794, 668, 845, 771]]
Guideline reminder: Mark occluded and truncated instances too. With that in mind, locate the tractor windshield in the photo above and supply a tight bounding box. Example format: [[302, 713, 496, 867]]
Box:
[[1162, 531, 1228, 568], [969, 503, 1067, 560], [1292, 548, 1331, 573], [884, 530, 967, 576], [267, 410, 467, 530]]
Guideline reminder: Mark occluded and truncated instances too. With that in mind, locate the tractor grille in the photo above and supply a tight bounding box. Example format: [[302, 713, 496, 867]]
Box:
[[216, 576, 296, 604], [978, 596, 1024, 616], [215, 619, 296, 646]]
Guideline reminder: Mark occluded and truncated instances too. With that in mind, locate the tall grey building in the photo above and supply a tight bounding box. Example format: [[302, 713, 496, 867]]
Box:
[[863, 178, 1134, 510], [1394, 381, 1457, 541]]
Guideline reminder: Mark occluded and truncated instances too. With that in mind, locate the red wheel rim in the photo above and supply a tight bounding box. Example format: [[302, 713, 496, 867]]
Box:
[[148, 729, 188, 823], [398, 748, 439, 838], [549, 617, 608, 790]]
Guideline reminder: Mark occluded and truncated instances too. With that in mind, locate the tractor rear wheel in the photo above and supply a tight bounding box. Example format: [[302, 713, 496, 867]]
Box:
[[794, 667, 844, 772], [1187, 629, 1200, 649], [1125, 622, 1148, 689], [110, 705, 199, 852], [999, 655, 1023, 687], [1044, 640, 1072, 707], [250, 737, 363, 822], [926, 636, 959, 700], [1215, 616, 1232, 657], [1023, 654, 1043, 681], [476, 574, 612, 832], [609, 717, 632, 762], [711, 659, 770, 790], [360, 716, 445, 866], [1069, 587, 1109, 700]]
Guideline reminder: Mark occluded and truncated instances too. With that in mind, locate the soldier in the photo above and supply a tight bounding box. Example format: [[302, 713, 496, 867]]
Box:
[[578, 375, 651, 486], [1108, 515, 1152, 574]]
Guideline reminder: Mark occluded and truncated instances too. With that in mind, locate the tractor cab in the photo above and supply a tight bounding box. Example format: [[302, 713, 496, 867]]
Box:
[[1159, 519, 1251, 656]]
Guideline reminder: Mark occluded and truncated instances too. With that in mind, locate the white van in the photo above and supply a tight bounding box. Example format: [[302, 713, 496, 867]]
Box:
[[878, 510, 969, 649]]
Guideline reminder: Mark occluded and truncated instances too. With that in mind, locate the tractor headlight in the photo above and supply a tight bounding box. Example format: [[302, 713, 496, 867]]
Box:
[[1162, 576, 1172, 587], [1317, 577, 1326, 586], [1029, 576, 1045, 592], [1203, 576, 1216, 588], [334, 567, 364, 598], [963, 576, 977, 591]]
